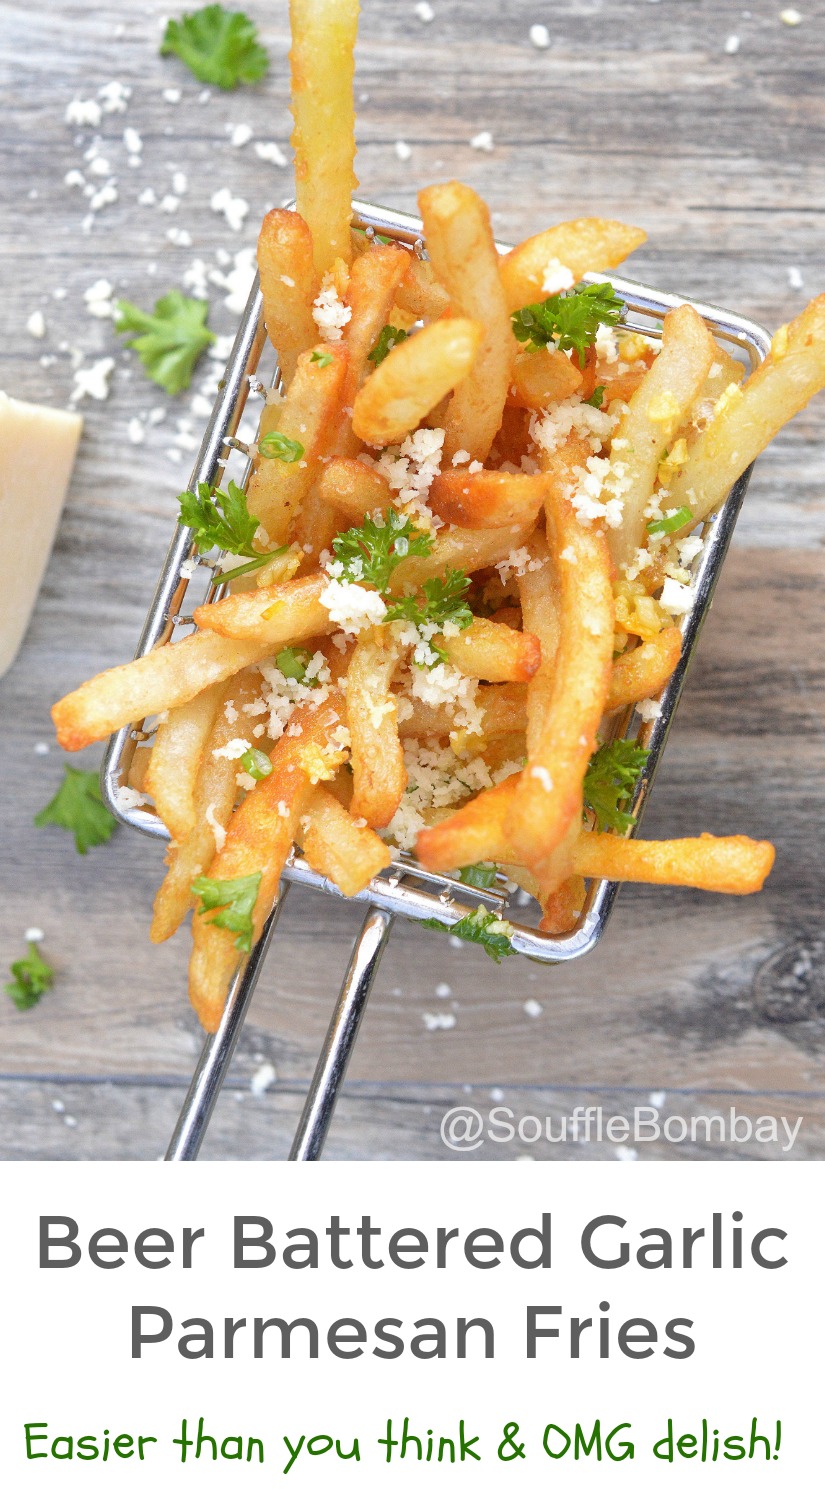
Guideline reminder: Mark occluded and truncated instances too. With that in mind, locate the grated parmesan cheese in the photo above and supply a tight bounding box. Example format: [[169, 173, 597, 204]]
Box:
[[312, 275, 352, 341], [212, 737, 252, 761]]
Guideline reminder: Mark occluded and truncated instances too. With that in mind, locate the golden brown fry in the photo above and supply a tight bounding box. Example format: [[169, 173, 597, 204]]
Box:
[[52, 633, 271, 752], [428, 469, 547, 530], [150, 668, 264, 943], [667, 295, 825, 530], [418, 181, 514, 461], [194, 571, 330, 643], [144, 680, 225, 844], [608, 303, 716, 574], [346, 629, 406, 828], [499, 218, 646, 313], [509, 346, 583, 409], [257, 208, 319, 386], [516, 531, 559, 760], [337, 242, 412, 452], [353, 318, 484, 447], [401, 681, 528, 742], [606, 626, 682, 713], [318, 456, 392, 523], [438, 617, 541, 683], [416, 774, 518, 872], [301, 785, 391, 894], [190, 692, 347, 1030], [570, 830, 775, 894], [392, 518, 535, 591], [247, 342, 347, 544], [538, 876, 587, 933], [289, 0, 359, 275], [394, 254, 451, 322]]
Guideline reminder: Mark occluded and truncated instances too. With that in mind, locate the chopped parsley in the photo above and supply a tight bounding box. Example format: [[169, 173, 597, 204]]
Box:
[[160, 5, 269, 90], [511, 281, 625, 364], [275, 646, 314, 683], [310, 348, 333, 368], [422, 906, 516, 961], [34, 767, 117, 855], [257, 430, 305, 463], [368, 324, 409, 366], [331, 508, 433, 592], [178, 480, 288, 581], [114, 291, 215, 395], [240, 748, 272, 781], [6, 942, 54, 1012], [646, 505, 694, 536], [583, 738, 649, 834], [385, 569, 473, 655], [457, 862, 499, 890], [192, 872, 262, 954], [586, 384, 606, 408]]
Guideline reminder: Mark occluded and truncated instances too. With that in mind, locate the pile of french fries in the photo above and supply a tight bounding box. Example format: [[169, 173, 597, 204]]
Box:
[[52, 0, 825, 1030]]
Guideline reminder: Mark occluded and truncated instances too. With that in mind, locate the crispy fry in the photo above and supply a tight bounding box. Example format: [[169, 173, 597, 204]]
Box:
[[438, 617, 541, 683], [144, 680, 225, 844], [509, 345, 583, 408], [52, 633, 271, 752], [666, 295, 825, 529], [606, 626, 682, 712], [257, 208, 318, 386], [570, 830, 775, 894], [289, 0, 359, 274], [394, 253, 451, 322], [301, 786, 391, 894], [401, 681, 528, 743], [516, 531, 559, 759], [607, 303, 716, 574], [318, 456, 392, 523], [419, 181, 514, 461], [336, 242, 412, 453], [189, 692, 347, 1029], [346, 629, 406, 828], [150, 668, 264, 943], [391, 518, 535, 592], [538, 876, 587, 933], [416, 774, 518, 872], [499, 218, 646, 313], [428, 469, 547, 530], [194, 571, 330, 643], [353, 317, 484, 447], [247, 342, 347, 544]]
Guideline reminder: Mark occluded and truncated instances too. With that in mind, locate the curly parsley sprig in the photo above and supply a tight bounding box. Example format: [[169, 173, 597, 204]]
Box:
[[583, 738, 649, 834], [34, 767, 117, 855], [191, 872, 262, 953], [114, 291, 215, 395], [511, 281, 625, 365], [331, 508, 434, 592], [178, 480, 288, 582], [160, 4, 269, 90], [422, 907, 516, 962], [6, 942, 54, 1012]]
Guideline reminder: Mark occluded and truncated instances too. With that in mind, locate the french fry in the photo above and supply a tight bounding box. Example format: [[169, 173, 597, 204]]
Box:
[[401, 681, 528, 743], [499, 218, 647, 313], [150, 668, 264, 943], [52, 633, 272, 752], [538, 875, 587, 933], [416, 774, 518, 872], [606, 626, 682, 713], [394, 254, 451, 322], [257, 208, 319, 386], [516, 531, 558, 759], [666, 295, 825, 529], [289, 0, 359, 275], [318, 456, 392, 523], [608, 303, 716, 575], [428, 469, 547, 530], [194, 571, 331, 642], [391, 518, 535, 591], [509, 346, 583, 409], [418, 181, 514, 461], [346, 629, 407, 828], [301, 785, 391, 894], [337, 242, 412, 453], [189, 691, 347, 1029], [505, 481, 614, 887], [438, 616, 541, 683], [570, 830, 775, 894], [144, 680, 225, 844], [247, 342, 347, 543], [353, 318, 484, 447]]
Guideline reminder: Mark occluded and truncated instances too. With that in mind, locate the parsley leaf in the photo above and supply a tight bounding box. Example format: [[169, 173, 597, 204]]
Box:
[[511, 281, 625, 364], [311, 349, 333, 368], [331, 508, 433, 592], [178, 480, 288, 581], [385, 569, 473, 644], [6, 942, 54, 1012], [583, 738, 649, 834], [34, 767, 117, 855], [240, 748, 272, 781], [160, 4, 269, 89], [586, 384, 606, 408], [192, 872, 262, 953], [275, 646, 314, 682], [114, 291, 215, 395], [368, 325, 409, 366], [422, 907, 516, 962], [646, 505, 694, 536], [457, 862, 499, 890], [258, 430, 305, 463]]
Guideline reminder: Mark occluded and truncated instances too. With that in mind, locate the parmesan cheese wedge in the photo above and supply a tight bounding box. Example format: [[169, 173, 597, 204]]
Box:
[[0, 391, 82, 678]]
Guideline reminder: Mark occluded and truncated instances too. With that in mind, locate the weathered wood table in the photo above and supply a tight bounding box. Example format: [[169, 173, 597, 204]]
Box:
[[1, 0, 823, 1160]]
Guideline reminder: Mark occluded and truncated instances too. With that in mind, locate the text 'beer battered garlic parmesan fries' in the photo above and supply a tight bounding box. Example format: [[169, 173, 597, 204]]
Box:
[[52, 0, 825, 1031]]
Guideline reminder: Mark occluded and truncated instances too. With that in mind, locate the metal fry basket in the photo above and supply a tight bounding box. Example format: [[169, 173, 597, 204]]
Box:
[[100, 200, 771, 1162]]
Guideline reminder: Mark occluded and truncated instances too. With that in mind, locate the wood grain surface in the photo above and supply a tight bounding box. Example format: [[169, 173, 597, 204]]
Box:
[[1, 0, 823, 1161]]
